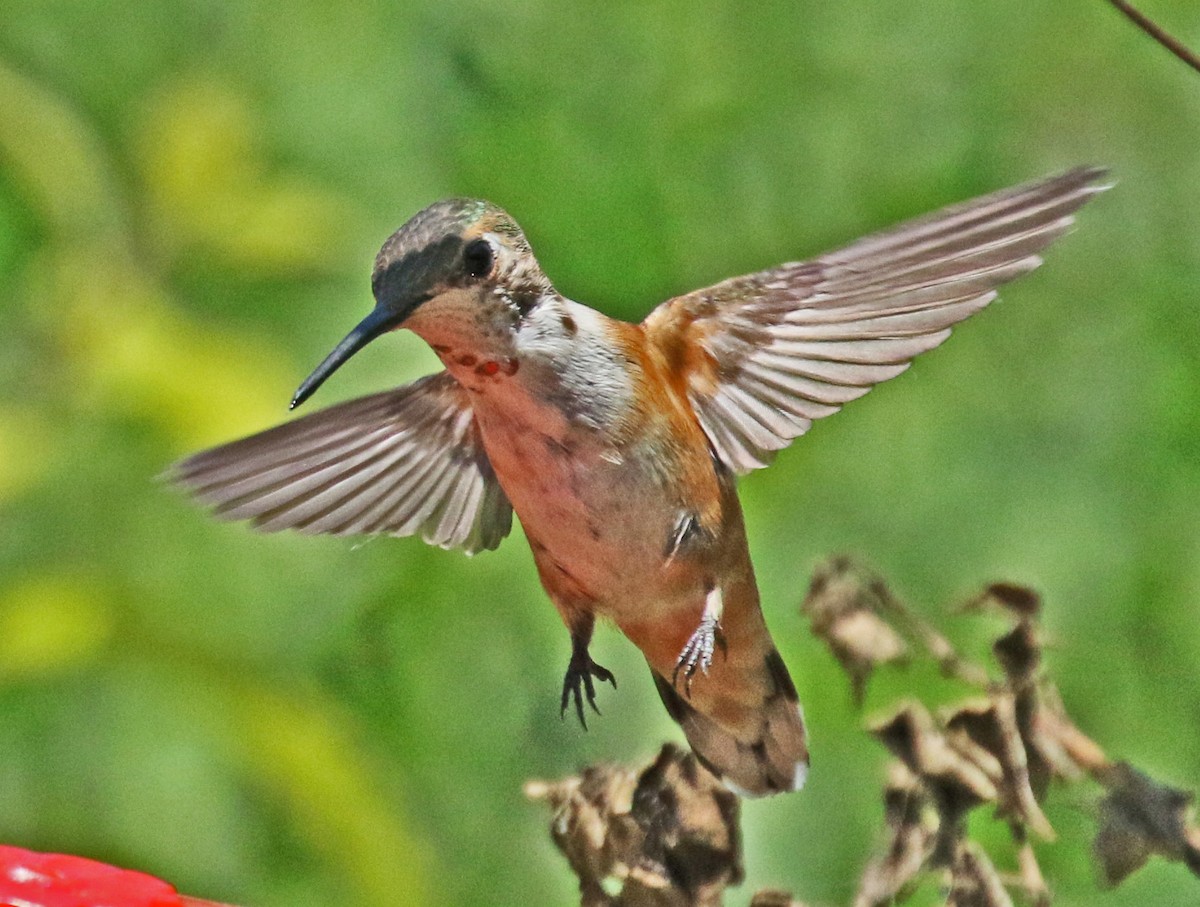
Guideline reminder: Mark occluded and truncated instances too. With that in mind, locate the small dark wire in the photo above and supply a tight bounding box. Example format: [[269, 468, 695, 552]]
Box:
[[1105, 0, 1200, 75]]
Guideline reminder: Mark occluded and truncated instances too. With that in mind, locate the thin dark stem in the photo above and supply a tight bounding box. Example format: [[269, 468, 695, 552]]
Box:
[[872, 586, 992, 689], [1105, 0, 1200, 75]]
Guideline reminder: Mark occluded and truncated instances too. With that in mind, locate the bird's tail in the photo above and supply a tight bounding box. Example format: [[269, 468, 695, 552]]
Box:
[[648, 645, 808, 797], [616, 584, 809, 798]]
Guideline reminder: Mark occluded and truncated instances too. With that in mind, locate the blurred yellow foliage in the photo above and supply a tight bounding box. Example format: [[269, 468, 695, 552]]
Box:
[[229, 685, 434, 906], [136, 78, 352, 273], [0, 61, 127, 241], [33, 242, 293, 446], [1, 63, 313, 447], [0, 406, 55, 502], [0, 576, 113, 681]]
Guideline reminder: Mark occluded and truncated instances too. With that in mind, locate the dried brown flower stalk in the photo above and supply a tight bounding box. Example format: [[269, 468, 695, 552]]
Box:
[[525, 744, 745, 907], [529, 557, 1199, 905]]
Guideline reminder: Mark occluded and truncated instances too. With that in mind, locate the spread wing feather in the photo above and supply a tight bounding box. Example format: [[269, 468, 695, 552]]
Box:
[[644, 167, 1109, 474], [170, 371, 513, 554]]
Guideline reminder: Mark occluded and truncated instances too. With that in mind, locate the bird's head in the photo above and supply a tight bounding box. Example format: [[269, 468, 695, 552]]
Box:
[[291, 198, 550, 409]]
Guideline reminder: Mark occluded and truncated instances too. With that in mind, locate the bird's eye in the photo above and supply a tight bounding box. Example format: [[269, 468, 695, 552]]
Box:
[[462, 239, 494, 279]]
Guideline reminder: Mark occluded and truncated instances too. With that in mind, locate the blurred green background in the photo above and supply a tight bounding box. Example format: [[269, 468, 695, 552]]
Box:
[[1, 2, 1198, 905]]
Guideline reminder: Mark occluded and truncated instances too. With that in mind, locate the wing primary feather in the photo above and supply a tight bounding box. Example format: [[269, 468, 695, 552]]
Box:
[[278, 444, 433, 536], [789, 253, 1045, 318], [770, 292, 996, 340], [437, 471, 488, 548], [823, 167, 1106, 267], [174, 391, 411, 482], [720, 384, 813, 439], [180, 420, 398, 491], [740, 360, 872, 406], [765, 330, 954, 364], [171, 372, 514, 553], [747, 352, 911, 386], [340, 444, 454, 536], [822, 202, 1075, 280], [205, 431, 418, 517], [641, 167, 1107, 475]]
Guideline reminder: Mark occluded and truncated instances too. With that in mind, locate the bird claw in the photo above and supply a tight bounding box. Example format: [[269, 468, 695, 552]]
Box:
[[673, 614, 726, 695], [560, 652, 617, 730]]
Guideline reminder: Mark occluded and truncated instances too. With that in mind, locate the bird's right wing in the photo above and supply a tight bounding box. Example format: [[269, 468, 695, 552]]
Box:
[[643, 167, 1109, 474], [170, 371, 513, 554]]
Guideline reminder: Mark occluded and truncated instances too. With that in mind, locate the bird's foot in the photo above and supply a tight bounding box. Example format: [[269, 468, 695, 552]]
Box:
[[673, 614, 726, 695], [560, 651, 617, 730]]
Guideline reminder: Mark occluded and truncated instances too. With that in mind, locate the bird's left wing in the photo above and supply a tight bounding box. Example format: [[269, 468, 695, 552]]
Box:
[[170, 371, 513, 554], [643, 167, 1109, 474]]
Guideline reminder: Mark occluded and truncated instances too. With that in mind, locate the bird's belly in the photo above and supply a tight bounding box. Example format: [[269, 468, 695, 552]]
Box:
[[478, 419, 684, 608]]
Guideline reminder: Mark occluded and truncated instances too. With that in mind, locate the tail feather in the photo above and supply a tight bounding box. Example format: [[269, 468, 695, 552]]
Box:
[[650, 647, 809, 797]]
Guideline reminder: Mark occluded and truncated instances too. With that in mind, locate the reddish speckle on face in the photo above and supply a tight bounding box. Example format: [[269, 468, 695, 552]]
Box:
[[471, 357, 519, 379], [432, 344, 451, 355], [458, 354, 478, 367]]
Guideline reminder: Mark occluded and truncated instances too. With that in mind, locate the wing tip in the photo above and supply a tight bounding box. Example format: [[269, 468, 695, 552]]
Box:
[[1070, 163, 1112, 183], [1057, 164, 1115, 199], [161, 450, 213, 490]]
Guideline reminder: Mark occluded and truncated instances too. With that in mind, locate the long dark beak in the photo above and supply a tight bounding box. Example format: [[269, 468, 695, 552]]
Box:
[[290, 305, 401, 410]]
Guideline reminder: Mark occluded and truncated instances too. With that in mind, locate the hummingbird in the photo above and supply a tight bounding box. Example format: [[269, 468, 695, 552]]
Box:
[[172, 167, 1107, 796]]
